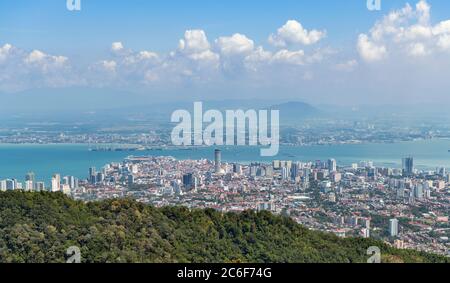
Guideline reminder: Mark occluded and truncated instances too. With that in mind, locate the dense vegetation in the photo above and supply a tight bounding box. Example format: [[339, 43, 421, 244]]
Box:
[[0, 191, 447, 263]]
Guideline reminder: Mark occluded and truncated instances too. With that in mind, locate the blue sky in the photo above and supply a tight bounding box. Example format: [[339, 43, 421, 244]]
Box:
[[1, 0, 450, 105], [3, 0, 446, 54], [2, 0, 449, 50]]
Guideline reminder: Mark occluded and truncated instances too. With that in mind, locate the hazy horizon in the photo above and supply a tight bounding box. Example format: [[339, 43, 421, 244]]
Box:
[[1, 0, 450, 108]]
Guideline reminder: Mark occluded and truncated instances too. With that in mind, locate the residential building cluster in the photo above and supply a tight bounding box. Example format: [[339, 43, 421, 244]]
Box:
[[2, 150, 449, 256]]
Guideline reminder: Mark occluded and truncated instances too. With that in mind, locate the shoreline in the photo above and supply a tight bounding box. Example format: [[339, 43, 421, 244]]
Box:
[[0, 139, 449, 181], [0, 136, 449, 148]]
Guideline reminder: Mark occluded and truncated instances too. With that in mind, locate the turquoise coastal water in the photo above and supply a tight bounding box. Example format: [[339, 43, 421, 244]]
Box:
[[0, 139, 449, 182]]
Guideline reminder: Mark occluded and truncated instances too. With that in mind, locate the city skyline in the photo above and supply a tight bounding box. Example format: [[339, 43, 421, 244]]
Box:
[[2, 149, 448, 256], [1, 150, 446, 189]]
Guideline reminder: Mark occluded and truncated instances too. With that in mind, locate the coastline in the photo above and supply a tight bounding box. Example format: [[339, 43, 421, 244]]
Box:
[[0, 138, 449, 182]]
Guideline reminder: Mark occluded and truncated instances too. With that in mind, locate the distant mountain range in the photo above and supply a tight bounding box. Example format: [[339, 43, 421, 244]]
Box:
[[1, 87, 449, 121], [0, 87, 322, 125], [270, 101, 322, 124]]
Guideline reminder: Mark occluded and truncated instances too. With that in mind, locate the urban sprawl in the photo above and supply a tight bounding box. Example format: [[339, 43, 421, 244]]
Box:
[[1, 150, 449, 256]]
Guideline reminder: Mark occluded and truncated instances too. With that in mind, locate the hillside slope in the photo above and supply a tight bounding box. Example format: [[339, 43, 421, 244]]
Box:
[[0, 191, 447, 263]]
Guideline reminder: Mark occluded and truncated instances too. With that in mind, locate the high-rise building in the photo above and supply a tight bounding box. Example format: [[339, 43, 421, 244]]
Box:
[[389, 219, 399, 237], [248, 165, 255, 177], [414, 184, 424, 200], [89, 167, 97, 184], [130, 165, 138, 174], [127, 175, 135, 186], [301, 176, 310, 190], [361, 228, 370, 238], [0, 180, 6, 191], [272, 160, 281, 169], [282, 167, 289, 180], [96, 172, 105, 183], [6, 179, 15, 190], [171, 180, 182, 195], [25, 172, 35, 182], [424, 188, 431, 199], [89, 167, 96, 177], [281, 161, 292, 170], [368, 168, 377, 179], [182, 173, 193, 190], [193, 176, 199, 191], [249, 163, 261, 177], [291, 162, 299, 180], [67, 176, 76, 189], [25, 180, 33, 191], [63, 176, 69, 186], [233, 164, 242, 175], [25, 172, 35, 189], [35, 182, 45, 191], [402, 157, 414, 176], [258, 202, 276, 212], [51, 174, 61, 192], [328, 159, 337, 173], [265, 166, 273, 178], [365, 219, 371, 230], [331, 172, 342, 183], [214, 149, 222, 173]]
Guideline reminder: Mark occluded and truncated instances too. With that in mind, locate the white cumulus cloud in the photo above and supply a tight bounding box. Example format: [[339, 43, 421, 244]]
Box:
[[0, 43, 13, 62], [111, 42, 125, 53], [357, 34, 387, 62], [269, 20, 325, 47], [179, 30, 211, 54], [0, 44, 75, 92], [100, 60, 117, 72], [215, 33, 254, 56], [358, 0, 450, 62], [272, 49, 306, 65]]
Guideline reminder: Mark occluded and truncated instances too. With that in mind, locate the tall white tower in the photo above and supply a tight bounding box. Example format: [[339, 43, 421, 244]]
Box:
[[215, 149, 222, 173]]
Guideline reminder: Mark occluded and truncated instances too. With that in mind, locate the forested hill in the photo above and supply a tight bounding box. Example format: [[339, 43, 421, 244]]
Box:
[[0, 191, 447, 263]]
